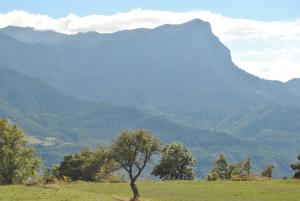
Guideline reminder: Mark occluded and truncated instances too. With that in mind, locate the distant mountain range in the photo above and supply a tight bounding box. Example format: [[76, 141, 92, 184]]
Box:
[[0, 65, 265, 176], [0, 19, 299, 177]]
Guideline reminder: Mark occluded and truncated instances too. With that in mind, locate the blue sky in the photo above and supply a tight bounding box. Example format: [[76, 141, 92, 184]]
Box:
[[0, 0, 299, 20]]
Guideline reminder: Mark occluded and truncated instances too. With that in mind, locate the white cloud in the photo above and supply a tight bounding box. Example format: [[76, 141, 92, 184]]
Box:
[[0, 9, 300, 81]]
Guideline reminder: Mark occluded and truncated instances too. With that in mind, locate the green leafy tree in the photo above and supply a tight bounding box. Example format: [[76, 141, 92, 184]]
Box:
[[0, 119, 41, 184], [243, 158, 252, 179], [290, 153, 300, 179], [229, 159, 252, 180], [152, 143, 196, 180], [112, 129, 160, 201], [55, 146, 117, 181], [261, 165, 274, 179], [208, 154, 230, 180]]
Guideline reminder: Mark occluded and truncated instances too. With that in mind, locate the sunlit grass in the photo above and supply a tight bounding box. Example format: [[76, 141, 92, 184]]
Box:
[[0, 180, 299, 201]]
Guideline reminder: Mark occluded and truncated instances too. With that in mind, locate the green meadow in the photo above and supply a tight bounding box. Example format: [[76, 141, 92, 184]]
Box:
[[0, 180, 299, 201]]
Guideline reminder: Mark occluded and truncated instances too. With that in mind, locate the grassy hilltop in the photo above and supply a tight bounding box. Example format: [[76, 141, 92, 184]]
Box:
[[1, 180, 299, 201]]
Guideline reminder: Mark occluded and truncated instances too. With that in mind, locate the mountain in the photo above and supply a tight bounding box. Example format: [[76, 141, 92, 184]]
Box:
[[0, 19, 300, 177], [0, 20, 299, 115], [1, 65, 271, 176], [0, 26, 66, 45], [286, 78, 300, 97], [0, 65, 87, 140]]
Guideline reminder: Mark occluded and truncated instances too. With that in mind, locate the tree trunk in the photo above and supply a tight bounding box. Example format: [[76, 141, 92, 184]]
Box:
[[130, 181, 140, 200]]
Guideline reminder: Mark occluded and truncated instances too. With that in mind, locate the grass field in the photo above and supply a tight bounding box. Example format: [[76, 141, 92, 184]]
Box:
[[0, 180, 299, 201]]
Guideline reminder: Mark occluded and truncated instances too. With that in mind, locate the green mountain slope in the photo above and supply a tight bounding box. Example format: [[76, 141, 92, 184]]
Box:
[[1, 65, 274, 177]]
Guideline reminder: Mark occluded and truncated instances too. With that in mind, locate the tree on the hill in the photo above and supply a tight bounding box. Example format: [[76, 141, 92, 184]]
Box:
[[261, 165, 274, 179], [0, 119, 41, 184], [290, 153, 300, 179], [152, 143, 196, 180], [208, 154, 230, 180], [228, 161, 243, 178], [243, 158, 252, 179], [112, 130, 160, 201], [54, 146, 117, 181]]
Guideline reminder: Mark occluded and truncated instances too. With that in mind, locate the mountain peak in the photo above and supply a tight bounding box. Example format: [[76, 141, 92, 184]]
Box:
[[153, 18, 213, 37], [182, 18, 208, 25], [179, 18, 211, 30], [3, 25, 24, 29], [2, 25, 34, 32], [0, 25, 65, 45], [287, 77, 300, 83], [159, 18, 214, 37]]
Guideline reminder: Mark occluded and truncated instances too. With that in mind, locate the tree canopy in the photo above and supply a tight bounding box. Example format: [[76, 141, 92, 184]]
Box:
[[0, 119, 40, 184], [152, 143, 196, 180]]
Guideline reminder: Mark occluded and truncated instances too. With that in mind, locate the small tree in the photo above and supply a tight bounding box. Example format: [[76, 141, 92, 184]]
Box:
[[207, 169, 219, 181], [208, 154, 230, 180], [228, 161, 243, 178], [261, 165, 274, 179], [112, 130, 160, 201], [152, 143, 196, 180], [290, 153, 300, 179], [243, 158, 252, 179], [0, 119, 41, 184]]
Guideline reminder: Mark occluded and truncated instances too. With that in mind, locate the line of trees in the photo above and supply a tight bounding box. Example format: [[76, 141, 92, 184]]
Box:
[[207, 154, 276, 181], [207, 155, 251, 181], [1, 118, 300, 201]]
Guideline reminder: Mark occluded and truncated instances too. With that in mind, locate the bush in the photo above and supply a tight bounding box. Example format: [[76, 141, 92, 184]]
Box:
[[55, 146, 118, 181], [261, 165, 274, 179], [23, 177, 42, 186], [230, 174, 253, 181], [207, 170, 219, 181], [43, 168, 56, 184], [62, 176, 72, 183]]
